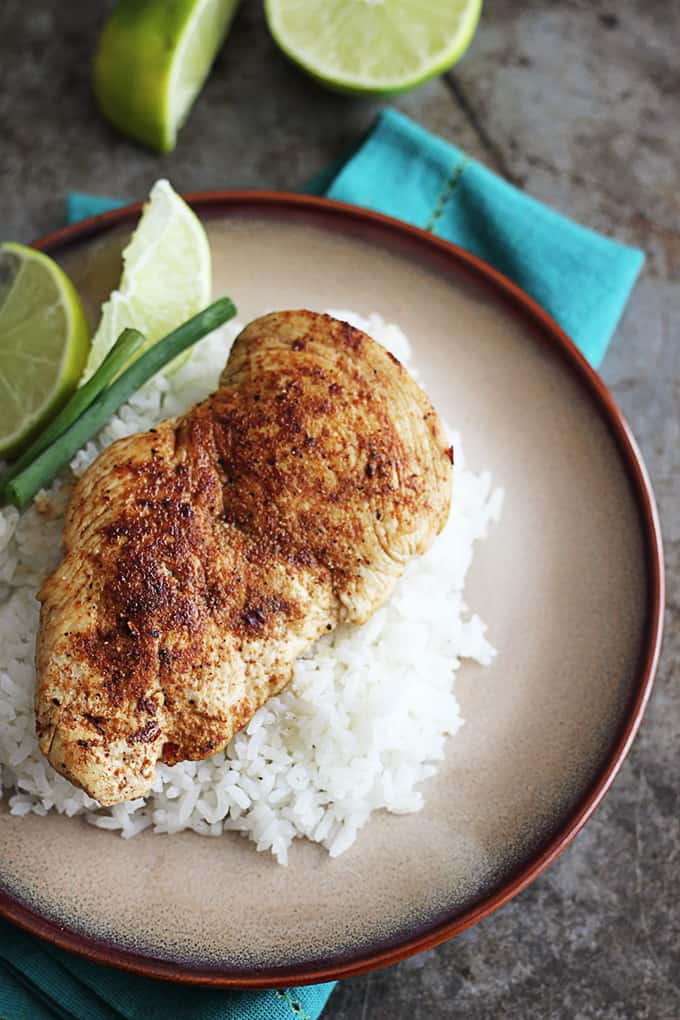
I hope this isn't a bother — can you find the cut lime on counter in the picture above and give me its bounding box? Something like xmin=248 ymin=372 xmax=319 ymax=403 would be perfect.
xmin=266 ymin=0 xmax=482 ymax=95
xmin=0 ymin=244 xmax=90 ymax=459
xmin=94 ymin=0 xmax=239 ymax=153
xmin=83 ymin=180 xmax=212 ymax=381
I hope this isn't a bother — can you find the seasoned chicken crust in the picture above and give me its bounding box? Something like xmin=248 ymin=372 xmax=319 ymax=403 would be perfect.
xmin=36 ymin=311 xmax=452 ymax=805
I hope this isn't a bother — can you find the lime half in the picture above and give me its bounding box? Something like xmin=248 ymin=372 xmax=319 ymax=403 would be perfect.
xmin=83 ymin=179 xmax=212 ymax=380
xmin=266 ymin=0 xmax=482 ymax=95
xmin=94 ymin=0 xmax=240 ymax=153
xmin=0 ymin=244 xmax=90 ymax=459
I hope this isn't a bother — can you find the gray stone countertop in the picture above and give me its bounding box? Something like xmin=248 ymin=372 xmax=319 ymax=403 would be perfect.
xmin=0 ymin=1 xmax=678 ymax=1017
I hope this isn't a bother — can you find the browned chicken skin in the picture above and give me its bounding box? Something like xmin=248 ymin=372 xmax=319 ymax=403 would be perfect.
xmin=36 ymin=311 xmax=452 ymax=805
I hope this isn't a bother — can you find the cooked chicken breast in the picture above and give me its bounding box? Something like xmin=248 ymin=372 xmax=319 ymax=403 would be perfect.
xmin=36 ymin=311 xmax=452 ymax=805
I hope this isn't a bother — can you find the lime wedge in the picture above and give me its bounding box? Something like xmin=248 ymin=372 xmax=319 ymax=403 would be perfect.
xmin=0 ymin=244 xmax=90 ymax=459
xmin=265 ymin=0 xmax=482 ymax=95
xmin=94 ymin=0 xmax=239 ymax=153
xmin=83 ymin=180 xmax=211 ymax=381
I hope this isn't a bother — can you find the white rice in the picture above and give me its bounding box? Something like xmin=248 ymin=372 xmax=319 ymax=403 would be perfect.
xmin=0 ymin=312 xmax=502 ymax=864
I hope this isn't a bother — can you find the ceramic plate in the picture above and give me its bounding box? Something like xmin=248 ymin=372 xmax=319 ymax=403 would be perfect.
xmin=0 ymin=194 xmax=664 ymax=986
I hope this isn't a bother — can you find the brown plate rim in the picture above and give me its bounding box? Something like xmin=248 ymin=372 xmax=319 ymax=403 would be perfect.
xmin=0 ymin=190 xmax=665 ymax=987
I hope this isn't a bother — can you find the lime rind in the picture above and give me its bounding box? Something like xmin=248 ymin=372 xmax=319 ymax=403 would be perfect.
xmin=265 ymin=0 xmax=482 ymax=95
xmin=94 ymin=0 xmax=239 ymax=153
xmin=0 ymin=243 xmax=90 ymax=457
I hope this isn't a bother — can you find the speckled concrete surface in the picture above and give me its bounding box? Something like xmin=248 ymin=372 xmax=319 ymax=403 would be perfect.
xmin=0 ymin=1 xmax=678 ymax=1017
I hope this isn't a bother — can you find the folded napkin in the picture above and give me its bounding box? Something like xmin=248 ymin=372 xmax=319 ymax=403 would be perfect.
xmin=2 ymin=109 xmax=644 ymax=1020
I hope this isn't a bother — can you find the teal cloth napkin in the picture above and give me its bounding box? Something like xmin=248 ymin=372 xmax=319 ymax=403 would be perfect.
xmin=0 ymin=919 xmax=333 ymax=1019
xmin=315 ymin=109 xmax=644 ymax=367
xmin=2 ymin=109 xmax=645 ymax=1020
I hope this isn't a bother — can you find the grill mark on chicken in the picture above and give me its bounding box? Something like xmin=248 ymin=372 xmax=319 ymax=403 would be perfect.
xmin=36 ymin=311 xmax=452 ymax=805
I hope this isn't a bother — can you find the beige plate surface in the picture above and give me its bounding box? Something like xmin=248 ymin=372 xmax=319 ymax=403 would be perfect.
xmin=0 ymin=199 xmax=662 ymax=985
